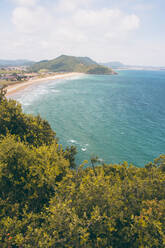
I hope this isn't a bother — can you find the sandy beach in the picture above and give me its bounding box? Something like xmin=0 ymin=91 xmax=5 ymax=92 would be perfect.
xmin=6 ymin=72 xmax=84 ymax=96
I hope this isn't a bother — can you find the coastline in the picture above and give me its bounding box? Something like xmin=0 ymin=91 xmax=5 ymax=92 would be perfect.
xmin=6 ymin=72 xmax=84 ymax=97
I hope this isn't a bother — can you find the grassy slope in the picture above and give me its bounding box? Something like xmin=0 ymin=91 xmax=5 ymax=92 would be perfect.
xmin=30 ymin=55 xmax=116 ymax=75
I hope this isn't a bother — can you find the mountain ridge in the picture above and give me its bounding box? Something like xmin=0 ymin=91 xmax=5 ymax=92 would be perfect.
xmin=0 ymin=59 xmax=34 ymax=67
xmin=29 ymin=55 xmax=117 ymax=75
xmin=102 ymin=61 xmax=165 ymax=70
xmin=101 ymin=61 xmax=125 ymax=68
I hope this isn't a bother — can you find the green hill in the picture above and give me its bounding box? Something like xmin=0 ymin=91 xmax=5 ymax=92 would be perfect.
xmin=29 ymin=55 xmax=117 ymax=75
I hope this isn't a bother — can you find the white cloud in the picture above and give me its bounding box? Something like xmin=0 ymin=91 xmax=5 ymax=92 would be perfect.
xmin=73 ymin=9 xmax=121 ymax=28
xmin=12 ymin=3 xmax=140 ymax=37
xmin=121 ymin=14 xmax=140 ymax=31
xmin=12 ymin=0 xmax=38 ymax=7
xmin=4 ymin=0 xmax=142 ymax=63
xmin=55 ymin=0 xmax=93 ymax=13
xmin=12 ymin=6 xmax=53 ymax=34
xmin=72 ymin=8 xmax=140 ymax=39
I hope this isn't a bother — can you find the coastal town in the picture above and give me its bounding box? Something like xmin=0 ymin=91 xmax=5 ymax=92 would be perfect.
xmin=0 ymin=66 xmax=83 ymax=97
xmin=0 ymin=65 xmax=39 ymax=87
xmin=0 ymin=65 xmax=57 ymax=89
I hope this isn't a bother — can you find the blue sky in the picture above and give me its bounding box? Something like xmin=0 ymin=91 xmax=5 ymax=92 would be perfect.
xmin=0 ymin=0 xmax=164 ymax=66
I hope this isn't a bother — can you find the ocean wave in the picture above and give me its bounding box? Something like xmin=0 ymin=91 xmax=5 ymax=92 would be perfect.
xmin=65 ymin=76 xmax=84 ymax=81
xmin=81 ymin=147 xmax=87 ymax=152
xmin=81 ymin=144 xmax=89 ymax=152
xmin=68 ymin=140 xmax=89 ymax=152
xmin=50 ymin=89 xmax=61 ymax=93
xmin=68 ymin=139 xmax=78 ymax=144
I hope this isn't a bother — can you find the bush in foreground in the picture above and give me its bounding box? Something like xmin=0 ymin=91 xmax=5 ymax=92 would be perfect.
xmin=0 ymin=89 xmax=164 ymax=247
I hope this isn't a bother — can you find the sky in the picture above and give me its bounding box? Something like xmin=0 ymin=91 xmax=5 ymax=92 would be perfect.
xmin=0 ymin=0 xmax=165 ymax=66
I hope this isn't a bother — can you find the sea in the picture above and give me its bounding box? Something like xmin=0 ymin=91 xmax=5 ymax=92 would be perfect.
xmin=11 ymin=70 xmax=165 ymax=167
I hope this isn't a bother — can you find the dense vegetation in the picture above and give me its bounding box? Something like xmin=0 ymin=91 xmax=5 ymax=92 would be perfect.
xmin=29 ymin=55 xmax=116 ymax=75
xmin=0 ymin=89 xmax=165 ymax=247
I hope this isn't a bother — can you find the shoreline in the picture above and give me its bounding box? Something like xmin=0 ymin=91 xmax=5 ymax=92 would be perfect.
xmin=6 ymin=72 xmax=85 ymax=96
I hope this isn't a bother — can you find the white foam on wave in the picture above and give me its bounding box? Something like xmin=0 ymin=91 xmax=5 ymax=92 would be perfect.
xmin=50 ymin=89 xmax=61 ymax=93
xmin=68 ymin=139 xmax=77 ymax=144
xmin=98 ymin=158 xmax=104 ymax=163
xmin=68 ymin=140 xmax=89 ymax=152
xmin=13 ymin=87 xmax=48 ymax=108
xmin=65 ymin=75 xmax=85 ymax=81
xmin=46 ymin=74 xmax=85 ymax=86
xmin=21 ymin=102 xmax=31 ymax=106
xmin=81 ymin=147 xmax=87 ymax=152
xmin=11 ymin=74 xmax=86 ymax=105
xmin=81 ymin=143 xmax=89 ymax=152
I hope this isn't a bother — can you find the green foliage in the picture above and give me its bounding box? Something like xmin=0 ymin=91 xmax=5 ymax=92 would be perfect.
xmin=29 ymin=163 xmax=164 ymax=248
xmin=86 ymin=65 xmax=115 ymax=75
xmin=0 ymin=92 xmax=165 ymax=247
xmin=0 ymin=135 xmax=70 ymax=214
xmin=29 ymin=54 xmax=116 ymax=75
xmin=0 ymin=88 xmax=55 ymax=146
xmin=63 ymin=145 xmax=77 ymax=169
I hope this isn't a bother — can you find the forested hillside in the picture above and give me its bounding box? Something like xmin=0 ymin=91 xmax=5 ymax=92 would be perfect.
xmin=29 ymin=55 xmax=116 ymax=75
xmin=0 ymin=88 xmax=164 ymax=247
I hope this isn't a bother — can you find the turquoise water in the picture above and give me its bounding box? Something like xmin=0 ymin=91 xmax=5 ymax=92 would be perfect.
xmin=13 ymin=70 xmax=165 ymax=167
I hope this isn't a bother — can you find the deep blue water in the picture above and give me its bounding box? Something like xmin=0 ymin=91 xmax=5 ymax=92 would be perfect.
xmin=12 ymin=70 xmax=165 ymax=167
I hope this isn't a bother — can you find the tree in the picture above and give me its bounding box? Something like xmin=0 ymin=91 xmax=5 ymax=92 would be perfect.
xmin=0 ymin=90 xmax=56 ymax=146
xmin=0 ymin=135 xmax=70 ymax=215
